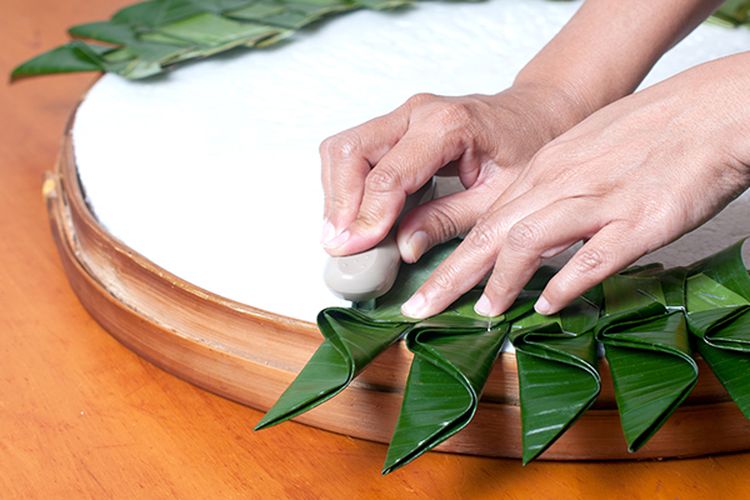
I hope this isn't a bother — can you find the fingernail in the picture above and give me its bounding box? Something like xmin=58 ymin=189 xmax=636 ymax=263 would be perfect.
xmin=401 ymin=293 xmax=428 ymax=319
xmin=324 ymin=229 xmax=350 ymax=249
xmin=535 ymin=295 xmax=552 ymax=315
xmin=474 ymin=294 xmax=493 ymax=317
xmin=321 ymin=220 xmax=337 ymax=245
xmin=405 ymin=231 xmax=429 ymax=263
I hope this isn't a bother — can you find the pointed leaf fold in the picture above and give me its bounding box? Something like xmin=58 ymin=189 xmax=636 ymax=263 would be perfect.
xmin=255 ymin=308 xmax=410 ymax=429
xmin=686 ymin=239 xmax=750 ymax=418
xmin=597 ymin=269 xmax=697 ymax=451
xmin=511 ymin=293 xmax=601 ymax=464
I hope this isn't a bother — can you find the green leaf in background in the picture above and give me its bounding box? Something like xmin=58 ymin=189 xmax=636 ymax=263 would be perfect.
xmin=112 ymin=0 xmax=216 ymax=30
xmin=254 ymin=307 xmax=410 ymax=430
xmin=69 ymin=19 xmax=199 ymax=75
xmin=229 ymin=0 xmax=356 ymax=29
xmin=155 ymin=12 xmax=283 ymax=47
xmin=686 ymin=240 xmax=750 ymax=417
xmin=382 ymin=296 xmax=532 ymax=474
xmin=13 ymin=0 xmax=750 ymax=81
xmin=10 ymin=41 xmax=111 ymax=81
xmin=597 ymin=269 xmax=698 ymax=452
xmin=510 ymin=291 xmax=601 ymax=464
xmin=11 ymin=0 xmax=416 ymax=80
xmin=713 ymin=0 xmax=750 ymax=26
xmin=69 ymin=21 xmax=140 ymax=45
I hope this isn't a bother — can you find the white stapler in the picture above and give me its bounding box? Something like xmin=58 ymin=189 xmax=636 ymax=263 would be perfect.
xmin=324 ymin=178 xmax=436 ymax=302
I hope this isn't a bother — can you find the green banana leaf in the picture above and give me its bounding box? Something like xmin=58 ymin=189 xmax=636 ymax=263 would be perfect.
xmin=11 ymin=41 xmax=112 ymax=80
xmin=256 ymin=240 xmax=487 ymax=430
xmin=257 ymin=238 xmax=750 ymax=473
xmin=713 ymin=0 xmax=750 ymax=26
xmin=510 ymin=290 xmax=601 ymax=464
xmin=363 ymin=239 xmax=461 ymax=323
xmin=685 ymin=240 xmax=750 ymax=417
xmin=11 ymin=0 xmax=415 ymax=81
xmin=12 ymin=0 xmax=749 ymax=81
xmin=254 ymin=307 xmax=411 ymax=429
xmin=596 ymin=268 xmax=698 ymax=452
xmin=382 ymin=296 xmax=533 ymax=474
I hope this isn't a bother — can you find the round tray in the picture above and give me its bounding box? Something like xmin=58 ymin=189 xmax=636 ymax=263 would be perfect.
xmin=44 ymin=120 xmax=750 ymax=460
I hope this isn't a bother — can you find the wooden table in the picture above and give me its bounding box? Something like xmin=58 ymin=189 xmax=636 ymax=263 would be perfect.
xmin=2 ymin=1 xmax=749 ymax=497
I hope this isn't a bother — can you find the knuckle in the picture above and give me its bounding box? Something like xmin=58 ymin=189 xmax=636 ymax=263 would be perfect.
xmin=465 ymin=223 xmax=496 ymax=252
xmin=434 ymin=102 xmax=473 ymax=127
xmin=507 ymin=220 xmax=543 ymax=251
xmin=365 ymin=168 xmax=400 ymax=194
xmin=424 ymin=204 xmax=462 ymax=241
xmin=330 ymin=196 xmax=351 ymax=213
xmin=356 ymin=205 xmax=384 ymax=230
xmin=531 ymin=146 xmax=555 ymax=166
xmin=528 ymin=144 xmax=569 ymax=182
xmin=485 ymin=270 xmax=511 ymax=296
xmin=574 ymin=247 xmax=607 ymax=275
xmin=321 ymin=132 xmax=361 ymax=160
xmin=319 ymin=136 xmax=334 ymax=157
xmin=406 ymin=92 xmax=436 ymax=107
xmin=430 ymin=263 xmax=461 ymax=292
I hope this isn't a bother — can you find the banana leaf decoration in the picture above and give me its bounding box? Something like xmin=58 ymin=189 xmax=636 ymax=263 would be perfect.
xmin=256 ymin=241 xmax=463 ymax=430
xmin=12 ymin=0 xmax=750 ymax=81
xmin=509 ymin=290 xmax=601 ymax=465
xmin=254 ymin=307 xmax=411 ymax=430
xmin=11 ymin=0 xmax=413 ymax=81
xmin=685 ymin=240 xmax=750 ymax=418
xmin=382 ymin=294 xmax=534 ymax=474
xmin=596 ymin=268 xmax=697 ymax=452
xmin=256 ymin=237 xmax=750 ymax=471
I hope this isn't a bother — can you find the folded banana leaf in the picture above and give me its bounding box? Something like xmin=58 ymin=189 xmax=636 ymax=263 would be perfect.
xmin=382 ymin=295 xmax=534 ymax=474
xmin=685 ymin=240 xmax=750 ymax=417
xmin=256 ymin=240 xmax=467 ymax=430
xmin=254 ymin=308 xmax=412 ymax=430
xmin=10 ymin=41 xmax=113 ymax=79
xmin=596 ymin=268 xmax=697 ymax=452
xmin=510 ymin=290 xmax=601 ymax=464
xmin=13 ymin=0 xmax=748 ymax=81
xmin=11 ymin=0 xmax=415 ymax=81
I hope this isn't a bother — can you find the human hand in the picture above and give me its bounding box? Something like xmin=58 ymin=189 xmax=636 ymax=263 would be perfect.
xmin=399 ymin=54 xmax=750 ymax=319
xmin=320 ymin=83 xmax=588 ymax=263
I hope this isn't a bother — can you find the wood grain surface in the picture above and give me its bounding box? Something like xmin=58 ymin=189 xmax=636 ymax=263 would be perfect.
xmin=2 ymin=0 xmax=750 ymax=497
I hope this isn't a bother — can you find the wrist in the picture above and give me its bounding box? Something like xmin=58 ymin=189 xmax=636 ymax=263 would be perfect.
xmin=505 ymin=79 xmax=596 ymax=141
xmin=723 ymin=54 xmax=750 ymax=175
xmin=688 ymin=53 xmax=750 ymax=178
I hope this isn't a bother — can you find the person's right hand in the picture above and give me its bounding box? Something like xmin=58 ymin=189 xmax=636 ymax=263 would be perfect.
xmin=320 ymin=82 xmax=590 ymax=263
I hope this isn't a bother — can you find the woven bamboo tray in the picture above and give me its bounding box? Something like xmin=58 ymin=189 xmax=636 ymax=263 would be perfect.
xmin=44 ymin=116 xmax=750 ymax=460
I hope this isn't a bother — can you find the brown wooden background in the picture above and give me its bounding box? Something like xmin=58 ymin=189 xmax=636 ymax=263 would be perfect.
xmin=2 ymin=0 xmax=749 ymax=497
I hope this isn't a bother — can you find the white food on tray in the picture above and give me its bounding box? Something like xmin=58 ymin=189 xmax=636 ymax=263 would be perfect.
xmin=73 ymin=0 xmax=750 ymax=323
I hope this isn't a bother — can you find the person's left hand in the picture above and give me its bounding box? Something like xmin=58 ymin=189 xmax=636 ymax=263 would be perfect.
xmin=400 ymin=53 xmax=750 ymax=319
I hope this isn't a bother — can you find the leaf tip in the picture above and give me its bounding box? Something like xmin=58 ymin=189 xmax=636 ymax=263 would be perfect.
xmin=253 ymin=415 xmax=278 ymax=431
xmin=9 ymin=64 xmax=32 ymax=82
xmin=380 ymin=454 xmax=403 ymax=476
xmin=380 ymin=464 xmax=396 ymax=476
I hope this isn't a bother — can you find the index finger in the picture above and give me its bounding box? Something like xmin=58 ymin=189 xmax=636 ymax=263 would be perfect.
xmin=324 ymin=126 xmax=465 ymax=256
xmin=399 ymin=186 xmax=552 ymax=319
xmin=321 ymin=106 xmax=410 ymax=241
